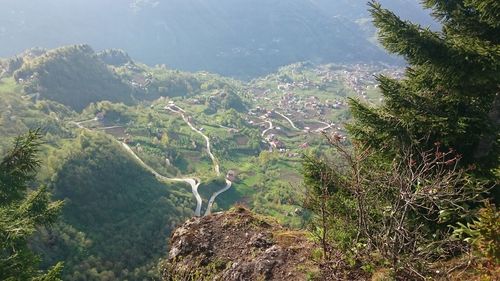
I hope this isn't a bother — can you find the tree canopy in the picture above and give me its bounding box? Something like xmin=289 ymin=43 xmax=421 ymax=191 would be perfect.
xmin=302 ymin=1 xmax=499 ymax=278
xmin=348 ymin=0 xmax=499 ymax=178
xmin=0 ymin=130 xmax=63 ymax=280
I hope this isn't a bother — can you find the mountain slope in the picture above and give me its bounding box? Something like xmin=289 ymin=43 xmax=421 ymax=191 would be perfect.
xmin=161 ymin=206 xmax=317 ymax=280
xmin=34 ymin=132 xmax=194 ymax=280
xmin=0 ymin=0 xmax=434 ymax=77
xmin=12 ymin=45 xmax=136 ymax=111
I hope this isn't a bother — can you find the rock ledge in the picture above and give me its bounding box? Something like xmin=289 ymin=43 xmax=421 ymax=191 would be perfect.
xmin=161 ymin=206 xmax=316 ymax=281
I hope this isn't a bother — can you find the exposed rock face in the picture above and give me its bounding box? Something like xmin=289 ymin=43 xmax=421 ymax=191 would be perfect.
xmin=161 ymin=207 xmax=317 ymax=281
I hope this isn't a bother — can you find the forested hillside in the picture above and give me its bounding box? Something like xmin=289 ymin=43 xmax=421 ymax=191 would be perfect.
xmin=0 ymin=77 xmax=75 ymax=148
xmin=11 ymin=45 xmax=136 ymax=111
xmin=34 ymin=133 xmax=193 ymax=280
xmin=0 ymin=0 xmax=496 ymax=275
xmin=0 ymin=50 xmax=203 ymax=279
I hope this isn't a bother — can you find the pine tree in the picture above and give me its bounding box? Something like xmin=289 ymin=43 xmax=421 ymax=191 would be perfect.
xmin=0 ymin=130 xmax=64 ymax=280
xmin=348 ymin=0 xmax=499 ymax=177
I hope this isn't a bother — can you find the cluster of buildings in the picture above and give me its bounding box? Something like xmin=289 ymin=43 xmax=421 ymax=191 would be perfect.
xmin=275 ymin=93 xmax=346 ymax=120
xmin=247 ymin=87 xmax=346 ymax=124
xmin=276 ymin=79 xmax=315 ymax=91
xmin=265 ymin=133 xmax=286 ymax=151
xmin=302 ymin=63 xmax=405 ymax=98
xmin=332 ymin=64 xmax=404 ymax=97
xmin=128 ymin=71 xmax=153 ymax=90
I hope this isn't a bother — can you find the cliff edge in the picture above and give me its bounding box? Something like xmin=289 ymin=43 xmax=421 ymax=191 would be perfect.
xmin=161 ymin=206 xmax=317 ymax=281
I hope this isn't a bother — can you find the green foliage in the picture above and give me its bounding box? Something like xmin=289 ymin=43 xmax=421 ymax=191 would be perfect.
xmin=0 ymin=130 xmax=42 ymax=203
xmin=453 ymin=202 xmax=500 ymax=264
xmin=84 ymin=101 xmax=133 ymax=124
xmin=219 ymin=91 xmax=247 ymax=112
xmin=14 ymin=45 xmax=136 ymax=111
xmin=302 ymin=152 xmax=359 ymax=253
xmin=0 ymin=41 xmax=406 ymax=280
xmin=96 ymin=49 xmax=132 ymax=66
xmin=34 ymin=132 xmax=193 ymax=280
xmin=303 ymin=133 xmax=489 ymax=279
xmin=0 ymin=78 xmax=75 ymax=150
xmin=348 ymin=0 xmax=500 ymax=177
xmin=0 ymin=130 xmax=64 ymax=281
xmin=338 ymin=5 xmax=500 ymax=275
xmin=149 ymin=69 xmax=202 ymax=98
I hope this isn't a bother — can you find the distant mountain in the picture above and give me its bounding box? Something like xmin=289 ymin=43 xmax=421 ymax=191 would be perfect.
xmin=309 ymin=0 xmax=436 ymax=24
xmin=0 ymin=0 xmax=435 ymax=77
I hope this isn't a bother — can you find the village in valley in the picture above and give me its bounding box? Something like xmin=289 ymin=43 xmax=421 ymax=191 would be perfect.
xmin=89 ymin=62 xmax=405 ymax=163
xmin=235 ymin=63 xmax=404 ymax=155
xmin=0 ymin=56 xmax=406 ymax=237
xmin=69 ymin=61 xmax=403 ymax=225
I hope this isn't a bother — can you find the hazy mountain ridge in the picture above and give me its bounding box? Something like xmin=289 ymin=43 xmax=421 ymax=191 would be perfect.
xmin=0 ymin=0 xmax=434 ymax=78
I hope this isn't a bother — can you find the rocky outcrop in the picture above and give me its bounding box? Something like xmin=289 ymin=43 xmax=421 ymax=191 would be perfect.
xmin=161 ymin=206 xmax=317 ymax=281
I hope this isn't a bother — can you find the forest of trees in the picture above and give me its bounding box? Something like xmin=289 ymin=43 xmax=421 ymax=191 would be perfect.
xmin=13 ymin=45 xmax=136 ymax=111
xmin=0 ymin=128 xmax=198 ymax=280
xmin=35 ymin=132 xmax=195 ymax=280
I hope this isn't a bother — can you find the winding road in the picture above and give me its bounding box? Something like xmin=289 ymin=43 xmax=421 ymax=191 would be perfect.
xmin=71 ymin=116 xmax=206 ymax=216
xmin=71 ymin=103 xmax=335 ymax=217
xmin=204 ymin=179 xmax=232 ymax=216
xmin=275 ymin=111 xmax=299 ymax=130
xmin=315 ymin=121 xmax=334 ymax=133
xmin=120 ymin=142 xmax=204 ymax=216
xmin=98 ymin=125 xmax=124 ymax=130
xmin=165 ymin=104 xmax=234 ymax=214
xmin=72 ymin=117 xmax=98 ymax=128
xmin=261 ymin=120 xmax=274 ymax=137
xmin=276 ymin=110 xmax=333 ymax=133
xmin=255 ymin=120 xmax=276 ymax=151
xmin=165 ymin=105 xmax=221 ymax=176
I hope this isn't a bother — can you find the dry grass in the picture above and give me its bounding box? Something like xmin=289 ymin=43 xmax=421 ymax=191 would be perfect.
xmin=273 ymin=230 xmax=310 ymax=249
